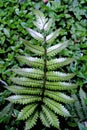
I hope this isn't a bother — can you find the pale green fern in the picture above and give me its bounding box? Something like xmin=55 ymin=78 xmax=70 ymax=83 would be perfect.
xmin=6 ymin=10 xmax=77 ymax=130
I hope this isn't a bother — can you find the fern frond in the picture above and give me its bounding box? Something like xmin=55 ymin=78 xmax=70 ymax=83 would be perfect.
xmin=45 ymin=90 xmax=74 ymax=103
xmin=47 ymin=58 xmax=74 ymax=70
xmin=25 ymin=111 xmax=39 ymax=130
xmin=6 ymin=95 xmax=41 ymax=104
xmin=42 ymin=105 xmax=59 ymax=129
xmin=7 ymin=10 xmax=77 ymax=130
xmin=46 ymin=81 xmax=77 ymax=90
xmin=44 ymin=98 xmax=70 ymax=117
xmin=17 ymin=104 xmax=38 ymax=120
xmin=46 ymin=29 xmax=61 ymax=44
xmin=13 ymin=68 xmax=44 ymax=79
xmin=40 ymin=111 xmax=50 ymax=128
xmin=17 ymin=56 xmax=44 ymax=69
xmin=6 ymin=85 xmax=42 ymax=95
xmin=26 ymin=28 xmax=43 ymax=42
xmin=21 ymin=39 xmax=44 ymax=56
xmin=47 ymin=71 xmax=75 ymax=81
xmin=47 ymin=40 xmax=69 ymax=57
xmin=10 ymin=77 xmax=43 ymax=88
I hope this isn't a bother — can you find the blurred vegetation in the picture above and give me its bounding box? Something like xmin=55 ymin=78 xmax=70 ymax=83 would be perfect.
xmin=0 ymin=0 xmax=87 ymax=130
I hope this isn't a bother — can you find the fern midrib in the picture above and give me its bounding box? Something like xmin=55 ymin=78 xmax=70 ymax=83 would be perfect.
xmin=41 ymin=32 xmax=47 ymax=102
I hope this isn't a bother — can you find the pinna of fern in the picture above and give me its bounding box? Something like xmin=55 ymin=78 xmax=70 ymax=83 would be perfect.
xmin=6 ymin=10 xmax=77 ymax=130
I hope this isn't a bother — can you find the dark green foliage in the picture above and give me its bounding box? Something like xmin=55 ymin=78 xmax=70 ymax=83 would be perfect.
xmin=0 ymin=0 xmax=87 ymax=130
xmin=0 ymin=0 xmax=35 ymax=84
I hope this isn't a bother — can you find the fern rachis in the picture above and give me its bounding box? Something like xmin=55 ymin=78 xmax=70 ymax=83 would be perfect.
xmin=6 ymin=10 xmax=77 ymax=130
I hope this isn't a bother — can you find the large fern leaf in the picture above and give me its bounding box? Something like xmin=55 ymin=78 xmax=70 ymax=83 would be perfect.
xmin=6 ymin=10 xmax=77 ymax=130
